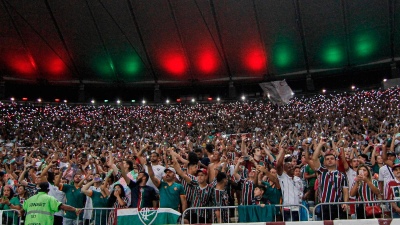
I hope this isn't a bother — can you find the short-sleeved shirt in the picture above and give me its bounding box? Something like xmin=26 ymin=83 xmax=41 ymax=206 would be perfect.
xmin=379 ymin=165 xmax=395 ymax=198
xmin=261 ymin=181 xmax=281 ymax=204
xmin=0 ymin=197 xmax=21 ymax=225
xmin=317 ymin=167 xmax=348 ymax=203
xmin=158 ymin=181 xmax=185 ymax=211
xmin=278 ymin=173 xmax=303 ymax=207
xmin=23 ymin=192 xmax=61 ymax=225
xmin=127 ymin=180 xmax=157 ymax=208
xmin=89 ymin=191 xmax=109 ymax=225
xmin=305 ymin=165 xmax=316 ymax=188
xmin=387 ymin=179 xmax=400 ymax=208
xmin=351 ymin=179 xmax=379 ymax=206
xmin=144 ymin=165 xmax=165 ymax=192
xmin=60 ymin=184 xmax=86 ymax=219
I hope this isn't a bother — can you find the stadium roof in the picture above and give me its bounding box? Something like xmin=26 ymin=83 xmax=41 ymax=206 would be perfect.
xmin=0 ymin=0 xmax=399 ymax=100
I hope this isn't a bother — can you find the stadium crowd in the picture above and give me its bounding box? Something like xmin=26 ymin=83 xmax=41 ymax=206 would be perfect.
xmin=0 ymin=86 xmax=400 ymax=224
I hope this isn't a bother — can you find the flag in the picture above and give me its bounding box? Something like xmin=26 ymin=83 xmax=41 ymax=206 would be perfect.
xmin=117 ymin=208 xmax=180 ymax=225
xmin=259 ymin=80 xmax=293 ymax=105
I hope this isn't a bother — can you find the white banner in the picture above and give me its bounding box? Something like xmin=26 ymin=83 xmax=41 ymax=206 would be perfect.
xmin=259 ymin=80 xmax=293 ymax=105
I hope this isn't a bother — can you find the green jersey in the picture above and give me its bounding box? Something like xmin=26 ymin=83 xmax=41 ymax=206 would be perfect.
xmin=60 ymin=184 xmax=85 ymax=219
xmin=158 ymin=181 xmax=185 ymax=211
xmin=0 ymin=196 xmax=21 ymax=225
xmin=23 ymin=192 xmax=61 ymax=225
xmin=89 ymin=191 xmax=108 ymax=225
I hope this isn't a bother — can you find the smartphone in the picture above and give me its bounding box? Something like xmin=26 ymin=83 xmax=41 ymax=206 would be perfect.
xmin=243 ymin=156 xmax=249 ymax=161
xmin=94 ymin=177 xmax=101 ymax=182
xmin=358 ymin=170 xmax=364 ymax=176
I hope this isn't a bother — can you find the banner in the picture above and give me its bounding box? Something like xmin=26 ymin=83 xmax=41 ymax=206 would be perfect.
xmin=259 ymin=80 xmax=293 ymax=106
xmin=117 ymin=208 xmax=181 ymax=225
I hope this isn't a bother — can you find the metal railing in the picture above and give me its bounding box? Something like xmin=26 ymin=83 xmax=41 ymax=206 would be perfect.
xmin=0 ymin=209 xmax=20 ymax=225
xmin=313 ymin=200 xmax=400 ymax=221
xmin=181 ymin=204 xmax=309 ymax=224
xmin=74 ymin=208 xmax=115 ymax=225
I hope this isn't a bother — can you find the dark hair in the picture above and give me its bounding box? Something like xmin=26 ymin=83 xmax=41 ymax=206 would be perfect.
xmin=107 ymin=184 xmax=126 ymax=207
xmin=123 ymin=160 xmax=134 ymax=171
xmin=188 ymin=152 xmax=199 ymax=165
xmin=47 ymin=172 xmax=55 ymax=183
xmin=194 ymin=148 xmax=202 ymax=153
xmin=139 ymin=171 xmax=149 ymax=182
xmin=206 ymin=144 xmax=214 ymax=153
xmin=255 ymin=185 xmax=266 ymax=193
xmin=359 ymin=154 xmax=369 ymax=161
xmin=3 ymin=185 xmax=15 ymax=200
xmin=216 ymin=172 xmax=227 ymax=183
xmin=151 ymin=152 xmax=160 ymax=157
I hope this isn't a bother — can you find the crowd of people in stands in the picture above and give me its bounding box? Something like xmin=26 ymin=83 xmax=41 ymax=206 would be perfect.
xmin=0 ymin=86 xmax=399 ymax=224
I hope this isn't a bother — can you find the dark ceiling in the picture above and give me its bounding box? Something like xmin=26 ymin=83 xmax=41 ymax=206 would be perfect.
xmin=0 ymin=0 xmax=399 ymax=101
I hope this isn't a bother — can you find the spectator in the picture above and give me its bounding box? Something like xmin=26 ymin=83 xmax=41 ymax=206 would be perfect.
xmin=120 ymin=165 xmax=157 ymax=208
xmin=212 ymin=172 xmax=229 ymax=223
xmin=350 ymin=165 xmax=380 ymax=219
xmin=0 ymin=185 xmax=20 ymax=225
xmin=276 ymin=143 xmax=303 ymax=221
xmin=311 ymin=140 xmax=349 ymax=220
xmin=106 ymin=183 xmax=128 ymax=225
xmin=147 ymin=161 xmax=187 ymax=212
xmin=387 ymin=163 xmax=400 ymax=218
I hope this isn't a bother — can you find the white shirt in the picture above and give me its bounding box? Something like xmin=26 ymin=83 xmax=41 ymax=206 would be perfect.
xmin=278 ymin=173 xmax=303 ymax=210
xmin=144 ymin=164 xmax=165 ymax=192
xmin=48 ymin=183 xmax=65 ymax=216
xmin=346 ymin=168 xmax=357 ymax=199
xmin=379 ymin=165 xmax=395 ymax=198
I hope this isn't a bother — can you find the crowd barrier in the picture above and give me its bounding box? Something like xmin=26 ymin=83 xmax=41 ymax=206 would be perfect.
xmin=181 ymin=204 xmax=309 ymax=224
xmin=77 ymin=208 xmax=115 ymax=225
xmin=313 ymin=200 xmax=400 ymax=221
xmin=0 ymin=209 xmax=20 ymax=225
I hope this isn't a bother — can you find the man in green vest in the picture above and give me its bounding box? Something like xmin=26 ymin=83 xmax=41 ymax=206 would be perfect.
xmin=21 ymin=182 xmax=82 ymax=225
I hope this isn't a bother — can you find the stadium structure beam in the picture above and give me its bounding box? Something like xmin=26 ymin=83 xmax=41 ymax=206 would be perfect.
xmin=209 ymin=0 xmax=234 ymax=82
xmin=126 ymin=0 xmax=158 ymax=84
xmin=252 ymin=0 xmax=270 ymax=79
xmin=85 ymin=0 xmax=120 ymax=82
xmin=1 ymin=0 xmax=43 ymax=78
xmin=167 ymin=0 xmax=194 ymax=82
xmin=44 ymin=0 xmax=82 ymax=81
xmin=293 ymin=0 xmax=315 ymax=91
xmin=293 ymin=0 xmax=310 ymax=74
xmin=340 ymin=0 xmax=351 ymax=67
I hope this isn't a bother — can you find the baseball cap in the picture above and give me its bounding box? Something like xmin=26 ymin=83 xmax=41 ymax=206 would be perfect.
xmin=387 ymin=152 xmax=396 ymax=157
xmin=196 ymin=169 xmax=208 ymax=176
xmin=164 ymin=168 xmax=176 ymax=174
xmin=37 ymin=182 xmax=50 ymax=192
xmin=392 ymin=163 xmax=400 ymax=169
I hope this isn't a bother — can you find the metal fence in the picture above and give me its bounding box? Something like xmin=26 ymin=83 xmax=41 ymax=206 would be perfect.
xmin=77 ymin=208 xmax=115 ymax=225
xmin=312 ymin=200 xmax=400 ymax=221
xmin=0 ymin=209 xmax=20 ymax=225
xmin=181 ymin=204 xmax=309 ymax=224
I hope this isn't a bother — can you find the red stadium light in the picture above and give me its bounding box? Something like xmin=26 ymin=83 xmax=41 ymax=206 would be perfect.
xmin=207 ymin=97 xmax=213 ymax=101
xmin=55 ymin=99 xmax=60 ymax=102
xmin=198 ymin=50 xmax=218 ymax=74
xmin=176 ymin=99 xmax=181 ymax=102
xmin=162 ymin=53 xmax=186 ymax=75
xmin=22 ymin=97 xmax=28 ymax=101
xmin=244 ymin=48 xmax=266 ymax=72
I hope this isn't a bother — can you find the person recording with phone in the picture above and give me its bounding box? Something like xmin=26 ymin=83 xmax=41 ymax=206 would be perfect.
xmin=350 ymin=165 xmax=380 ymax=219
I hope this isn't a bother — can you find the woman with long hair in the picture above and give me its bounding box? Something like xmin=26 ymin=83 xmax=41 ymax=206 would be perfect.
xmin=350 ymin=164 xmax=380 ymax=219
xmin=106 ymin=182 xmax=128 ymax=225
xmin=0 ymin=185 xmax=21 ymax=225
